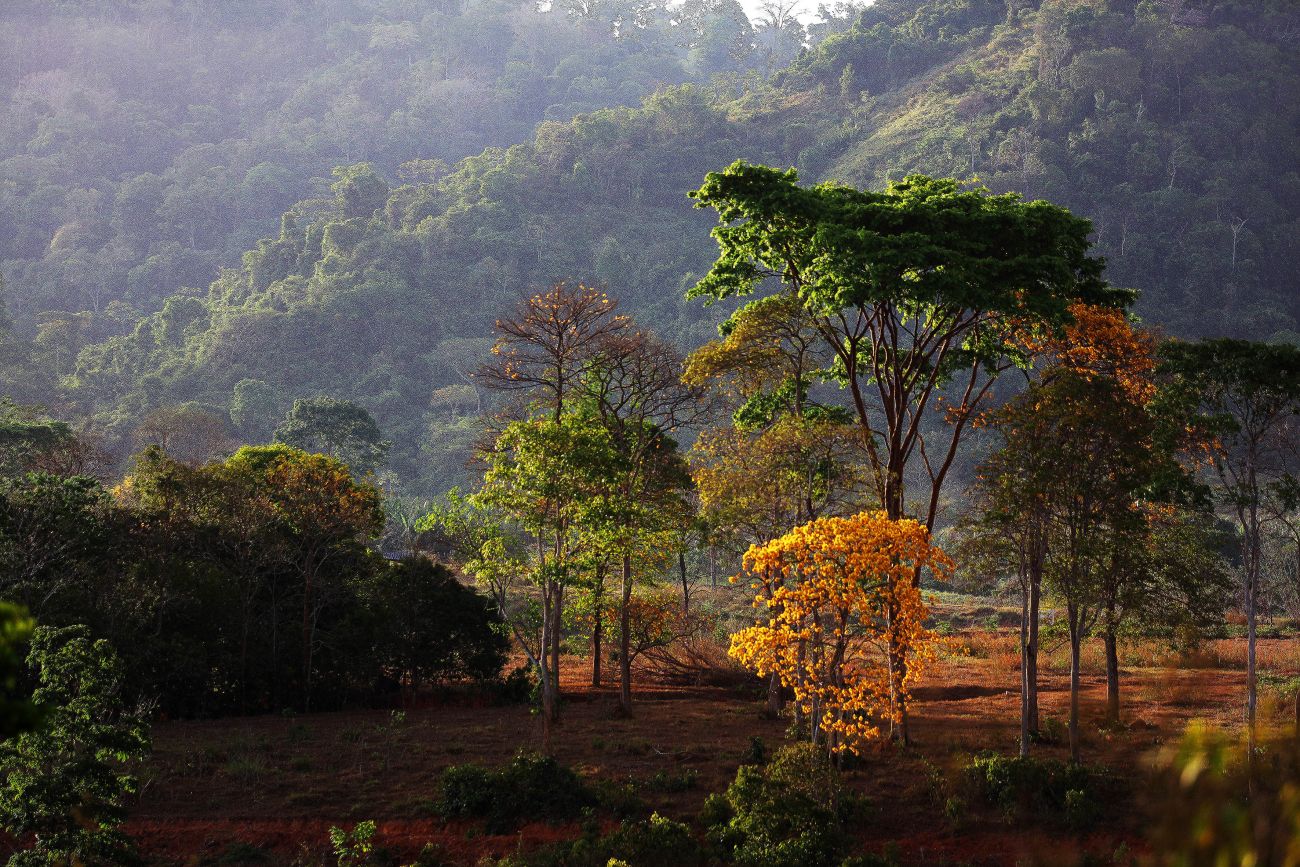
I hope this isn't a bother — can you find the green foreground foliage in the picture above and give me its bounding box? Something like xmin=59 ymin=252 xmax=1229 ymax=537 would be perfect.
xmin=0 ymin=625 xmax=150 ymax=867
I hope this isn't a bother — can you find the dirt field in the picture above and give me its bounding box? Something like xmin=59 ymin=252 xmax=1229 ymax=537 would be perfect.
xmin=123 ymin=615 xmax=1300 ymax=867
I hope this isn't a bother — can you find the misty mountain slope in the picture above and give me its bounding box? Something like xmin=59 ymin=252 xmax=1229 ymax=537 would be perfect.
xmin=67 ymin=85 xmax=803 ymax=489
xmin=0 ymin=0 xmax=778 ymax=327
xmin=791 ymin=0 xmax=1300 ymax=336
xmin=64 ymin=0 xmax=1300 ymax=492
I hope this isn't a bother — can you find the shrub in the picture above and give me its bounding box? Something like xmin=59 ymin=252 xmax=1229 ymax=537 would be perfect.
xmin=600 ymin=813 xmax=705 ymax=867
xmin=329 ymin=821 xmax=375 ymax=867
xmin=0 ymin=625 xmax=150 ymax=867
xmin=491 ymin=663 xmax=538 ymax=705
xmin=704 ymin=744 xmax=853 ymax=867
xmin=437 ymin=752 xmax=594 ymax=833
xmin=1033 ymin=715 xmax=1066 ymax=745
xmin=366 ymin=557 xmax=509 ymax=703
xmin=506 ymin=813 xmax=706 ymax=867
xmin=591 ymin=778 xmax=645 ymax=818
xmin=960 ymin=752 xmax=1114 ymax=828
xmin=645 ymin=768 xmax=698 ymax=793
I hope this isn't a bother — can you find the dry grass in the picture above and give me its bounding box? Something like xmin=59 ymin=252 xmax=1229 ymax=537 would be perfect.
xmin=124 ymin=621 xmax=1300 ymax=867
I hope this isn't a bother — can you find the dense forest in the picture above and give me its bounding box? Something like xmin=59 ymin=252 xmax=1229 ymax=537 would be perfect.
xmin=0 ymin=0 xmax=1295 ymax=493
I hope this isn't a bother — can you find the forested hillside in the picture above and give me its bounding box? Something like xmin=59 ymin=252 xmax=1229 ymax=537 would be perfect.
xmin=7 ymin=0 xmax=1300 ymax=493
xmin=0 ymin=0 xmax=829 ymax=400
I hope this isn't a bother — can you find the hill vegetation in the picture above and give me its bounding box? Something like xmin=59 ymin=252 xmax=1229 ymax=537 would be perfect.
xmin=9 ymin=0 xmax=1289 ymax=491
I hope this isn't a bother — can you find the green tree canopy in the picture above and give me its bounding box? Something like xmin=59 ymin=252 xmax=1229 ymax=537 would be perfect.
xmin=274 ymin=397 xmax=390 ymax=477
xmin=0 ymin=624 xmax=150 ymax=867
xmin=689 ymin=161 xmax=1133 ymax=526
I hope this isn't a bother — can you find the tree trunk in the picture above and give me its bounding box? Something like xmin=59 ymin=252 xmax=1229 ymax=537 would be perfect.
xmin=679 ymin=551 xmax=690 ymax=613
xmin=591 ymin=567 xmax=603 ymax=688
xmin=1246 ymin=482 xmax=1261 ymax=753
xmin=551 ymin=583 xmax=563 ymax=705
xmin=885 ymin=592 xmax=911 ymax=744
xmin=1068 ymin=613 xmax=1082 ymax=764
xmin=1247 ymin=570 xmax=1258 ymax=751
xmin=618 ymin=553 xmax=633 ymax=715
xmin=1019 ymin=577 xmax=1030 ymax=758
xmin=766 ymin=672 xmax=783 ymax=717
xmin=1103 ymin=629 xmax=1120 ymax=727
xmin=882 ymin=479 xmax=912 ymax=744
xmin=1027 ymin=569 xmax=1041 ymax=735
xmin=301 ymin=566 xmax=314 ymax=712
xmin=540 ymin=580 xmax=559 ymax=754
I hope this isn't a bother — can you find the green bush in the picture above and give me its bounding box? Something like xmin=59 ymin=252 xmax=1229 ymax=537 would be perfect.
xmin=591 ymin=778 xmax=646 ymax=819
xmin=329 ymin=820 xmax=375 ymax=867
xmin=503 ymin=813 xmax=706 ymax=867
xmin=703 ymin=743 xmax=854 ymax=867
xmin=492 ymin=664 xmax=539 ymax=704
xmin=437 ymin=752 xmax=594 ymax=833
xmin=0 ymin=625 xmax=150 ymax=867
xmin=960 ymin=752 xmax=1114 ymax=828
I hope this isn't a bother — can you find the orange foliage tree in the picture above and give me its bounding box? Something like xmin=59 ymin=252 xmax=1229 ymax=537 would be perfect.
xmin=1021 ymin=302 xmax=1158 ymax=401
xmin=729 ymin=512 xmax=951 ymax=756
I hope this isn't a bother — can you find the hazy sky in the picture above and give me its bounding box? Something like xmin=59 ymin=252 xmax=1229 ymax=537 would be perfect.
xmin=737 ymin=0 xmax=872 ymax=28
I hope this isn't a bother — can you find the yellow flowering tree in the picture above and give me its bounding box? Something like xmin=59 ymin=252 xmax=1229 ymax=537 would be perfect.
xmin=729 ymin=512 xmax=951 ymax=756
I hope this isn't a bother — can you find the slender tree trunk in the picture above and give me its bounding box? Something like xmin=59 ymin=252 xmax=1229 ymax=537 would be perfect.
xmin=1068 ymin=611 xmax=1082 ymax=764
xmin=270 ymin=578 xmax=280 ymax=709
xmin=792 ymin=639 xmax=806 ymax=728
xmin=1104 ymin=629 xmax=1120 ymax=727
xmin=885 ymin=591 xmax=911 ymax=744
xmin=540 ymin=579 xmax=559 ymax=754
xmin=679 ymin=551 xmax=690 ymax=613
xmin=1245 ymin=470 xmax=1262 ymax=753
xmin=766 ymin=672 xmax=783 ymax=718
xmin=1027 ymin=569 xmax=1041 ymax=734
xmin=884 ymin=481 xmax=912 ymax=744
xmin=1246 ymin=570 xmax=1258 ymax=751
xmin=591 ymin=566 xmax=604 ymax=688
xmin=240 ymin=600 xmax=251 ymax=715
xmin=301 ymin=565 xmax=314 ymax=712
xmin=551 ymin=583 xmax=563 ymax=704
xmin=1019 ymin=576 xmax=1030 ymax=758
xmin=619 ymin=553 xmax=633 ymax=715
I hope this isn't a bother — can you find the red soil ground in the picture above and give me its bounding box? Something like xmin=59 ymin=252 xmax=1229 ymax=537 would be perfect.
xmin=124 ymin=635 xmax=1299 ymax=866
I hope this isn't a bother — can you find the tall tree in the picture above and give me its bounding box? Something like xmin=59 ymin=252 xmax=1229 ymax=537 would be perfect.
xmin=1159 ymin=339 xmax=1300 ymax=749
xmin=689 ymin=163 xmax=1128 ymax=740
xmin=0 ymin=603 xmax=38 ymax=741
xmin=0 ymin=473 xmax=117 ymax=623
xmin=982 ymin=371 xmax=1159 ymax=761
xmin=686 ymin=290 xmax=866 ymax=717
xmin=274 ymin=397 xmax=389 ymax=477
xmin=972 ymin=303 xmax=1178 ymax=759
xmin=471 ymin=418 xmax=621 ymax=749
xmin=583 ymin=328 xmax=701 ymax=715
xmin=224 ymin=445 xmax=383 ymax=711
xmin=476 ymin=282 xmax=629 ymax=702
